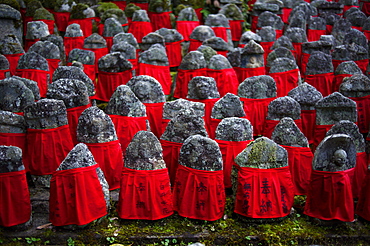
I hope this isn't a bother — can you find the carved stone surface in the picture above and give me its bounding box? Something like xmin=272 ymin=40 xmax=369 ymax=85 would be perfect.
xmin=238 ymin=75 xmax=277 ymax=99
xmin=226 ymin=48 xmax=240 ymax=67
xmin=205 ymin=13 xmax=230 ymax=27
xmin=0 ymin=77 xmax=35 ymax=112
xmin=126 ymin=75 xmax=166 ymax=103
xmin=339 ymin=74 xmax=370 ymax=98
xmin=28 ymin=40 xmax=60 ymax=60
xmin=331 ymin=18 xmax=352 ymax=46
xmin=331 ymin=44 xmax=368 ymax=61
xmin=287 ymin=82 xmax=322 ymax=110
xmin=0 ymin=4 xmax=23 ymax=44
xmin=0 ymin=146 xmax=24 ymax=173
xmin=215 ymin=117 xmax=253 ymax=141
xmin=84 ymin=33 xmax=107 ymax=49
xmin=346 ymin=7 xmax=366 ymax=27
xmin=271 ymin=35 xmax=295 ymax=51
xmin=138 ymin=44 xmax=169 ymax=66
xmin=0 ymin=110 xmax=26 ymax=133
xmin=288 ymin=10 xmax=306 ymax=30
xmin=335 ymin=61 xmax=362 ymax=75
xmin=162 ymin=98 xmax=204 ymax=119
xmin=343 ymin=29 xmax=368 ymax=50
xmin=189 ymin=25 xmax=216 ymax=42
xmin=0 ymin=55 xmax=9 ymax=71
xmin=241 ymin=40 xmax=264 ymax=68
xmin=67 ymin=48 xmax=95 ymax=65
xmin=69 ymin=4 xmax=95 ymax=19
xmin=101 ymin=9 xmax=128 ymax=32
xmin=125 ymin=131 xmax=166 ymax=170
xmin=179 ymin=135 xmax=222 ymax=171
xmin=98 ymin=52 xmax=133 ymax=72
xmin=178 ymin=51 xmax=206 ymax=70
xmin=0 ymin=35 xmax=24 ymax=55
xmin=272 ymin=117 xmax=308 ymax=147
xmin=110 ymin=41 xmax=136 ymax=60
xmin=305 ymin=51 xmax=333 ymax=75
xmin=289 ymin=2 xmax=317 ymax=23
xmin=77 ymin=106 xmax=118 ymax=143
xmin=211 ymin=93 xmax=245 ymax=119
xmin=257 ymin=11 xmax=284 ymax=30
xmin=17 ymin=51 xmax=49 ymax=71
xmin=219 ymin=3 xmax=244 ymax=20
xmin=105 ymin=85 xmax=146 ymax=117
xmin=187 ymin=76 xmax=220 ymax=99
xmin=26 ymin=21 xmax=50 ymax=40
xmin=40 ymin=35 xmax=66 ymax=64
xmin=267 ymin=96 xmax=301 ymax=120
xmin=326 ymin=120 xmax=365 ymax=152
xmin=301 ymin=40 xmax=332 ymax=55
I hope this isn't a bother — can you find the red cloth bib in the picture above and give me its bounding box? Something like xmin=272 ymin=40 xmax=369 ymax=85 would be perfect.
xmin=269 ymin=69 xmax=300 ymax=97
xmin=194 ymin=8 xmax=203 ymax=24
xmin=251 ymin=15 xmax=258 ymax=32
xmin=53 ymin=12 xmax=70 ymax=32
xmin=280 ymin=8 xmax=292 ymax=24
xmin=355 ymin=59 xmax=369 ymax=74
xmin=292 ymin=43 xmax=303 ymax=68
xmin=160 ymin=139 xmax=182 ymax=186
xmin=353 ymin=152 xmax=368 ymax=199
xmin=187 ymin=98 xmax=219 ymax=136
xmin=240 ymin=97 xmax=276 ymax=137
xmin=138 ymin=63 xmax=172 ymax=95
xmin=313 ymin=124 xmax=334 ymax=151
xmin=212 ymin=27 xmax=229 ymax=42
xmin=117 ymin=167 xmax=173 ymax=220
xmin=264 ymin=119 xmax=303 ymax=139
xmin=301 ymin=110 xmax=316 ymax=145
xmin=333 ymin=73 xmax=352 ymax=92
xmin=234 ymin=66 xmax=266 ymax=84
xmin=281 ymin=145 xmax=313 ymax=195
xmin=38 ymin=19 xmax=55 ymax=34
xmin=209 ymin=118 xmax=222 ymax=139
xmin=0 ymin=69 xmax=9 ymax=79
xmin=148 ymin=11 xmax=172 ymax=31
xmin=326 ymin=25 xmax=333 ymax=35
xmin=108 ymin=114 xmax=148 ymax=155
xmin=363 ymin=30 xmax=370 ymax=41
xmin=85 ymin=140 xmax=124 ymax=190
xmin=188 ymin=39 xmax=203 ymax=52
xmin=111 ymin=1 xmax=127 ymax=10
xmin=207 ymin=68 xmax=239 ymax=97
xmin=174 ymin=68 xmax=208 ymax=98
xmin=307 ymin=29 xmax=326 ymax=42
xmin=68 ymin=18 xmax=96 ymax=37
xmin=216 ymin=139 xmax=252 ymax=188
xmin=234 ymin=166 xmax=294 ymax=218
xmin=47 ymin=58 xmax=60 ymax=80
xmin=68 ymin=62 xmax=96 ymax=83
xmin=229 ymin=20 xmax=244 ymax=41
xmin=84 ymin=47 xmax=109 ymax=72
xmin=128 ymin=58 xmax=138 ymax=72
xmin=134 ymin=2 xmax=149 ymax=11
xmin=67 ymin=104 xmax=91 ymax=145
xmin=305 ymin=72 xmax=335 ymax=97
xmin=23 ymin=16 xmax=33 ymax=34
xmin=0 ymin=132 xmax=26 ymax=155
xmin=166 ymin=40 xmax=183 ymax=67
xmin=3 ymin=53 xmax=23 ymax=76
xmin=24 ymin=39 xmax=39 ymax=52
xmin=128 ymin=21 xmax=153 ymax=43
xmin=0 ymin=170 xmax=31 ymax=227
xmin=143 ymin=102 xmax=165 ymax=139
xmin=355 ymin=170 xmax=370 ymax=220
xmin=361 ymin=1 xmax=370 ymax=16
xmin=25 ymin=125 xmax=74 ymax=175
xmin=49 ymin=164 xmax=107 ymax=226
xmin=64 ymin=37 xmax=85 ymax=58
xmin=104 ymin=37 xmax=114 ymax=51
xmin=332 ymin=60 xmax=346 ymax=72
xmin=350 ymin=95 xmax=370 ymax=134
xmin=173 ymin=165 xmax=225 ymax=221
xmin=300 ymin=52 xmax=310 ymax=77
xmin=304 ymin=168 xmax=355 ymax=222
xmin=275 ymin=29 xmax=283 ymax=39
xmin=15 ymin=69 xmax=49 ymax=98
xmin=161 ymin=118 xmax=170 ymax=137
xmin=95 ymin=70 xmax=133 ymax=102
xmin=260 ymin=41 xmax=274 ymax=65
xmin=176 ymin=21 xmax=199 ymax=41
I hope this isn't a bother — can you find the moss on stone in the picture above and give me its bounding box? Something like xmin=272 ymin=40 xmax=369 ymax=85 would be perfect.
xmin=0 ymin=0 xmax=20 ymax=10
xmin=40 ymin=0 xmax=55 ymax=9
xmin=70 ymin=3 xmax=89 ymax=19
xmin=173 ymin=4 xmax=186 ymax=17
xmin=33 ymin=7 xmax=55 ymax=20
xmin=25 ymin=0 xmax=43 ymax=17
xmin=96 ymin=2 xmax=119 ymax=16
xmin=124 ymin=3 xmax=141 ymax=18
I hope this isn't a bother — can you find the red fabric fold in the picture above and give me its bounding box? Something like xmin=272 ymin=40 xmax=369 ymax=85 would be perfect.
xmin=53 ymin=12 xmax=70 ymax=32
xmin=292 ymin=43 xmax=302 ymax=68
xmin=264 ymin=119 xmax=303 ymax=139
xmin=108 ymin=114 xmax=148 ymax=155
xmin=160 ymin=139 xmax=182 ymax=186
xmin=207 ymin=68 xmax=239 ymax=97
xmin=15 ymin=69 xmax=50 ymax=98
xmin=355 ymin=59 xmax=369 ymax=74
xmin=301 ymin=110 xmax=316 ymax=144
xmin=356 ymin=170 xmax=370 ymax=220
xmin=194 ymin=8 xmax=203 ymax=24
xmin=47 ymin=58 xmax=60 ymax=80
xmin=234 ymin=66 xmax=265 ymax=84
xmin=134 ymin=2 xmax=149 ymax=11
xmin=173 ymin=165 xmax=225 ymax=221
xmin=216 ymin=139 xmax=252 ymax=188
xmin=64 ymin=37 xmax=85 ymax=59
xmin=304 ymin=73 xmax=335 ymax=97
xmin=333 ymin=73 xmax=352 ymax=92
xmin=85 ymin=140 xmax=124 ymax=190
xmin=269 ymin=69 xmax=300 ymax=97
xmin=104 ymin=37 xmax=114 ymax=51
xmin=361 ymin=1 xmax=370 ymax=16
xmin=25 ymin=125 xmax=74 ymax=175
xmin=234 ymin=166 xmax=294 ymax=218
xmin=161 ymin=118 xmax=171 ymax=137
xmin=38 ymin=19 xmax=55 ymax=34
xmin=326 ymin=25 xmax=333 ymax=35
xmin=69 ymin=63 xmax=96 ymax=83
xmin=3 ymin=53 xmax=23 ymax=76
xmin=148 ymin=11 xmax=172 ymax=31
xmin=307 ymin=29 xmax=326 ymax=42
xmin=0 ymin=132 xmax=26 ymax=154
xmin=251 ymin=15 xmax=258 ymax=32
xmin=363 ymin=30 xmax=370 ymax=41
xmin=240 ymin=97 xmax=276 ymax=137
xmin=24 ymin=39 xmax=39 ymax=52
xmin=138 ymin=63 xmax=172 ymax=95
xmin=95 ymin=70 xmax=133 ymax=102
xmin=280 ymin=8 xmax=292 ymax=24
xmin=176 ymin=21 xmax=199 ymax=41
xmin=188 ymin=39 xmax=203 ymax=52
xmin=67 ymin=18 xmax=96 ymax=37
xmin=209 ymin=118 xmax=222 ymax=139
xmin=212 ymin=27 xmax=229 ymax=42
xmin=128 ymin=21 xmax=153 ymax=43
xmin=281 ymin=145 xmax=313 ymax=195
xmin=174 ymin=68 xmax=208 ymax=98
xmin=84 ymin=47 xmax=109 ymax=72
xmin=304 ymin=168 xmax=355 ymax=222
xmin=300 ymin=52 xmax=310 ymax=77
xmin=187 ymin=98 xmax=219 ymax=136
xmin=229 ymin=20 xmax=244 ymax=41
xmin=0 ymin=170 xmax=31 ymax=227
xmin=67 ymin=104 xmax=91 ymax=145
xmin=117 ymin=167 xmax=173 ymax=220
xmin=49 ymin=164 xmax=107 ymax=226
xmin=166 ymin=40 xmax=183 ymax=67
xmin=143 ymin=102 xmax=164 ymax=139
xmin=260 ymin=41 xmax=274 ymax=65
xmin=353 ymin=152 xmax=368 ymax=199
xmin=313 ymin=124 xmax=334 ymax=151
xmin=350 ymin=95 xmax=370 ymax=134
xmin=0 ymin=69 xmax=9 ymax=79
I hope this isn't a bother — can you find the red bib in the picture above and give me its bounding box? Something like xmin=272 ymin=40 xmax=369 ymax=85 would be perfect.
xmin=209 ymin=118 xmax=222 ymax=139
xmin=269 ymin=69 xmax=300 ymax=97
xmin=38 ymin=19 xmax=55 ymax=34
xmin=304 ymin=168 xmax=355 ymax=222
xmin=53 ymin=12 xmax=70 ymax=32
xmin=173 ymin=165 xmax=225 ymax=221
xmin=67 ymin=62 xmax=96 ymax=83
xmin=260 ymin=41 xmax=274 ymax=65
xmin=207 ymin=68 xmax=239 ymax=97
xmin=143 ymin=102 xmax=165 ymax=139
xmin=0 ymin=170 xmax=31 ymax=227
xmin=301 ymin=110 xmax=316 ymax=145
xmin=280 ymin=8 xmax=292 ymax=24
xmin=234 ymin=66 xmax=266 ymax=84
xmin=0 ymin=132 xmax=26 ymax=156
xmin=292 ymin=43 xmax=303 ymax=68
xmin=333 ymin=73 xmax=352 ymax=92
xmin=174 ymin=68 xmax=208 ymax=98
xmin=15 ymin=69 xmax=50 ymax=98
xmin=148 ymin=11 xmax=172 ymax=31
xmin=128 ymin=21 xmax=153 ymax=43
xmin=350 ymin=95 xmax=370 ymax=134
xmin=117 ymin=167 xmax=173 ymax=220
xmin=176 ymin=21 xmax=199 ymax=41
xmin=353 ymin=152 xmax=368 ymax=199
xmin=234 ymin=166 xmax=294 ymax=218
xmin=24 ymin=39 xmax=39 ymax=52
xmin=305 ymin=73 xmax=335 ymax=97
xmin=313 ymin=124 xmax=334 ymax=151
xmin=67 ymin=17 xmax=96 ymax=37
xmin=364 ymin=30 xmax=370 ymax=41
xmin=188 ymin=39 xmax=203 ymax=52
xmin=300 ymin=52 xmax=310 ymax=77
xmin=166 ymin=40 xmax=183 ymax=68
xmin=194 ymin=8 xmax=203 ymax=24
xmin=212 ymin=27 xmax=230 ymax=42
xmin=67 ymin=104 xmax=91 ymax=145
xmin=229 ymin=20 xmax=244 ymax=41
xmin=3 ymin=51 xmax=23 ymax=75
xmin=356 ymin=170 xmax=370 ymax=221
xmin=47 ymin=58 xmax=60 ymax=81
xmin=49 ymin=164 xmax=107 ymax=226
xmin=187 ymin=98 xmax=220 ymax=136
xmin=264 ymin=119 xmax=303 ymax=139
xmin=138 ymin=63 xmax=172 ymax=95
xmin=0 ymin=69 xmax=9 ymax=79
xmin=355 ymin=59 xmax=369 ymax=74
xmin=84 ymin=47 xmax=109 ymax=72
xmin=216 ymin=139 xmax=252 ymax=188
xmin=64 ymin=37 xmax=85 ymax=59
xmin=160 ymin=139 xmax=182 ymax=186
xmin=307 ymin=29 xmax=326 ymax=42
xmin=95 ymin=70 xmax=133 ymax=102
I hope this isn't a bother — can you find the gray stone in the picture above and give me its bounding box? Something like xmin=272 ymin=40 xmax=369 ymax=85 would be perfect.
xmin=139 ymin=44 xmax=169 ymax=66
xmin=226 ymin=48 xmax=241 ymax=67
xmin=52 ymin=66 xmax=95 ymax=96
xmin=345 ymin=7 xmax=366 ymax=27
xmin=28 ymin=40 xmax=60 ymax=60
xmin=305 ymin=51 xmax=333 ymax=75
xmin=16 ymin=51 xmax=49 ymax=71
xmin=110 ymin=41 xmax=136 ymax=60
xmin=0 ymin=34 xmax=24 ymax=55
xmin=288 ymin=10 xmax=307 ymax=30
xmin=113 ymin=32 xmax=138 ymax=48
xmin=331 ymin=44 xmax=368 ymax=61
xmin=334 ymin=61 xmax=362 ymax=75
xmin=101 ymin=9 xmax=128 ymax=32
xmin=287 ymin=82 xmax=323 ymax=110
xmin=339 ymin=74 xmax=370 ymax=97
xmin=155 ymin=28 xmax=183 ymax=43
xmin=54 ymin=0 xmax=76 ymax=12
xmin=257 ymin=11 xmax=284 ymax=30
xmin=77 ymin=106 xmax=118 ymax=143
xmin=240 ymin=31 xmax=262 ymax=45
xmin=40 ymin=35 xmax=66 ymax=65
xmin=98 ymin=52 xmax=133 ymax=72
xmin=343 ymin=29 xmax=368 ymax=50
xmin=0 ymin=110 xmax=26 ymax=133
xmin=289 ymin=3 xmax=317 ymax=23
xmin=267 ymin=96 xmax=301 ymax=120
xmin=301 ymin=40 xmax=333 ymax=55
xmin=269 ymin=57 xmax=298 ymax=73
xmin=205 ymin=13 xmax=230 ymax=27
xmin=241 ymin=40 xmax=264 ymax=68
xmin=162 ymin=98 xmax=204 ymax=119
xmin=11 ymin=76 xmax=40 ymax=100
xmin=124 ymin=131 xmax=166 ymax=170
xmin=47 ymin=78 xmax=90 ymax=108
xmin=266 ymin=47 xmax=295 ymax=68
xmin=315 ymin=92 xmax=357 ymax=125
xmin=253 ymin=0 xmax=281 ymax=12
xmin=68 ymin=48 xmax=95 ymax=65
xmin=124 ymin=3 xmax=141 ymax=19
xmin=126 ymin=75 xmax=166 ymax=103
xmin=235 ymin=136 xmax=288 ymax=169
xmin=132 ymin=9 xmax=150 ymax=22
xmin=197 ymin=45 xmax=217 ymax=65
xmin=331 ymin=18 xmax=352 ymax=46
xmin=140 ymin=32 xmax=165 ymax=51
xmin=313 ymin=134 xmax=356 ymax=172
xmin=343 ymin=6 xmax=361 ymax=18
xmin=211 ymin=93 xmax=245 ymax=119
xmin=326 ymin=120 xmax=365 ymax=152
xmin=362 ymin=16 xmax=370 ymax=31
xmin=177 ymin=7 xmax=198 ymax=21
xmin=215 ymin=117 xmax=253 ymax=141
xmin=26 ymin=21 xmax=50 ymax=40
xmin=0 ymin=54 xmax=9 ymax=70
xmin=284 ymin=27 xmax=307 ymax=43
xmin=319 ymin=35 xmax=335 ymax=45
xmin=238 ymin=75 xmax=277 ymax=99
xmin=203 ymin=37 xmax=231 ymax=51
xmin=271 ymin=35 xmax=295 ymax=51
xmin=69 ymin=4 xmax=95 ymax=19
xmin=317 ymin=1 xmax=344 ymax=16
xmin=0 ymin=77 xmax=35 ymax=112
xmin=208 ymin=54 xmax=232 ymax=70
xmin=308 ymin=16 xmax=326 ymax=30
xmin=0 ymin=4 xmax=23 ymax=45
xmin=148 ymin=0 xmax=171 ymax=13
xmin=179 ymin=135 xmax=223 ymax=171
xmin=272 ymin=117 xmax=308 ymax=147
xmin=189 ymin=25 xmax=216 ymax=42
xmin=178 ymin=51 xmax=206 ymax=70
xmin=103 ymin=17 xmax=123 ymax=37
xmin=105 ymin=85 xmax=146 ymax=117
xmin=0 ymin=146 xmax=24 ymax=173
xmin=187 ymin=76 xmax=220 ymax=99
xmin=160 ymin=108 xmax=208 ymax=143
xmin=219 ymin=3 xmax=244 ymax=20
xmin=321 ymin=12 xmax=340 ymax=26
xmin=33 ymin=7 xmax=54 ymax=21
xmin=257 ymin=26 xmax=276 ymax=42
xmin=24 ymin=99 xmax=68 ymax=129
xmin=83 ymin=33 xmax=107 ymax=49
xmin=25 ymin=0 xmax=43 ymax=18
